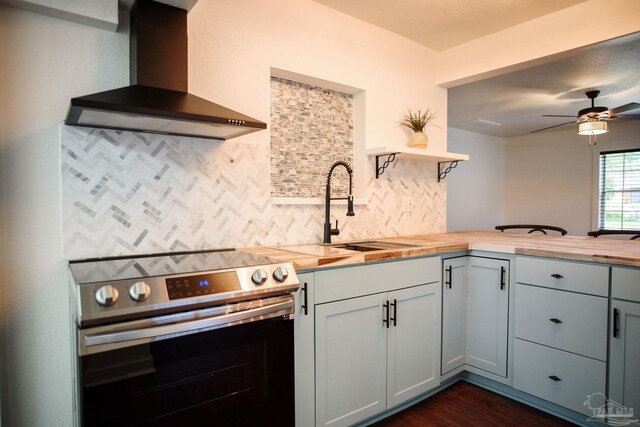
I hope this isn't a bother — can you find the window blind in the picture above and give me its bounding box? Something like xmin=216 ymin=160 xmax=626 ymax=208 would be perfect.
xmin=599 ymin=149 xmax=640 ymax=230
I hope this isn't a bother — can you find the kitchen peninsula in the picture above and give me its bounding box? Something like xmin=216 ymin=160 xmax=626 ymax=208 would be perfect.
xmin=242 ymin=231 xmax=640 ymax=269
xmin=241 ymin=231 xmax=640 ymax=427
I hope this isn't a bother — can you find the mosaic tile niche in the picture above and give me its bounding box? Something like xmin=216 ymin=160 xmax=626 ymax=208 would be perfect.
xmin=270 ymin=77 xmax=353 ymax=198
xmin=61 ymin=127 xmax=446 ymax=260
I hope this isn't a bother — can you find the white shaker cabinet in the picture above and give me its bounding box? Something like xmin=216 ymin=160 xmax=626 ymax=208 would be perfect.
xmin=441 ymin=256 xmax=510 ymax=378
xmin=441 ymin=257 xmax=467 ymax=374
xmin=315 ymin=293 xmax=388 ymax=427
xmin=610 ymin=267 xmax=640 ymax=414
xmin=387 ymin=284 xmax=441 ymax=408
xmin=313 ymin=257 xmax=441 ymax=427
xmin=465 ymin=256 xmax=510 ymax=377
xmin=514 ymin=257 xmax=608 ymax=416
xmin=294 ymin=273 xmax=315 ymax=427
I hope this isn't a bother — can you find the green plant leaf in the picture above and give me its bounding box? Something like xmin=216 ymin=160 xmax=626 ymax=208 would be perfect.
xmin=399 ymin=108 xmax=438 ymax=132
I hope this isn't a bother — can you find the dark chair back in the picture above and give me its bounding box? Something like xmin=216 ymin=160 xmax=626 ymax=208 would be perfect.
xmin=495 ymin=224 xmax=568 ymax=236
xmin=587 ymin=230 xmax=640 ymax=240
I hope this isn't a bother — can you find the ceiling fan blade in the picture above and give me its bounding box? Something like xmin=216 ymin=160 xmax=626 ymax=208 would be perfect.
xmin=542 ymin=114 xmax=578 ymax=118
xmin=530 ymin=120 xmax=577 ymax=134
xmin=609 ymin=102 xmax=640 ymax=114
xmin=616 ymin=114 xmax=640 ymax=120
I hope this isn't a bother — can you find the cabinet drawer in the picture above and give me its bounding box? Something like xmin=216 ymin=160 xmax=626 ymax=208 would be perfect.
xmin=515 ymin=284 xmax=608 ymax=361
xmin=513 ymin=339 xmax=606 ymax=416
xmin=314 ymin=257 xmax=440 ymax=304
xmin=612 ymin=267 xmax=640 ymax=302
xmin=515 ymin=257 xmax=608 ymax=296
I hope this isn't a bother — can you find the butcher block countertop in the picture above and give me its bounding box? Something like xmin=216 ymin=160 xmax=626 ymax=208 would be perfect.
xmin=239 ymin=231 xmax=640 ymax=271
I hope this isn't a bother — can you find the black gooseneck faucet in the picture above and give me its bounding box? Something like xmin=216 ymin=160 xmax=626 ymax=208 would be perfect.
xmin=324 ymin=160 xmax=355 ymax=244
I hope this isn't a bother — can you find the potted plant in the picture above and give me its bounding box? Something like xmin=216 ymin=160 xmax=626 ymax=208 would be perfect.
xmin=399 ymin=108 xmax=439 ymax=149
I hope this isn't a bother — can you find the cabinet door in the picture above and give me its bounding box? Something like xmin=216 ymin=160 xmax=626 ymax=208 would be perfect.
xmin=465 ymin=257 xmax=509 ymax=377
xmin=610 ymin=301 xmax=640 ymax=413
xmin=514 ymin=339 xmax=605 ymax=416
xmin=315 ymin=293 xmax=388 ymax=427
xmin=441 ymin=257 xmax=467 ymax=374
xmin=387 ymin=283 xmax=441 ymax=408
xmin=515 ymin=284 xmax=608 ymax=361
xmin=295 ymin=273 xmax=315 ymax=427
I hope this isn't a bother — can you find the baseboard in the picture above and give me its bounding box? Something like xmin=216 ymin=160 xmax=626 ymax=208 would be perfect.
xmin=355 ymin=377 xmax=464 ymax=426
xmin=460 ymin=372 xmax=607 ymax=426
xmin=356 ymin=372 xmax=607 ymax=427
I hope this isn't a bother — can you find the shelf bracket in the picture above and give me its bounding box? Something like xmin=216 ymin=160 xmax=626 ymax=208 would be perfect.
xmin=438 ymin=161 xmax=459 ymax=182
xmin=375 ymin=153 xmax=398 ymax=179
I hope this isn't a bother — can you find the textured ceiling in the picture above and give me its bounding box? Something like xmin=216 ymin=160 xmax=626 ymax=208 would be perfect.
xmin=312 ymin=0 xmax=639 ymax=138
xmin=312 ymin=0 xmax=586 ymax=52
xmin=448 ymin=34 xmax=640 ymax=138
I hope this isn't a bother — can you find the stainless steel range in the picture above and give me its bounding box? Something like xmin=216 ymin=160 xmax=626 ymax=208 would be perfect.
xmin=69 ymin=249 xmax=299 ymax=427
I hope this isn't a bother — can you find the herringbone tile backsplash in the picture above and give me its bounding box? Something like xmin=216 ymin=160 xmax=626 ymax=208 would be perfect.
xmin=61 ymin=126 xmax=446 ymax=259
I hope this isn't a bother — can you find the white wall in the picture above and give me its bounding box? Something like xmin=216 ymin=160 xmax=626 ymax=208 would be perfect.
xmin=447 ymin=128 xmax=506 ymax=231
xmin=437 ymin=0 xmax=640 ymax=87
xmin=0 ymin=6 xmax=128 ymax=426
xmin=0 ymin=0 xmax=118 ymax=30
xmin=58 ymin=0 xmax=457 ymax=260
xmin=1 ymin=1 xmax=447 ymax=425
xmin=505 ymin=120 xmax=640 ymax=236
xmin=188 ymin=0 xmax=448 ymax=152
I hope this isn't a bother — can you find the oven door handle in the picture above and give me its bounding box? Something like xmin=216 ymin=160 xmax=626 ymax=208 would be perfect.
xmin=81 ymin=296 xmax=293 ymax=355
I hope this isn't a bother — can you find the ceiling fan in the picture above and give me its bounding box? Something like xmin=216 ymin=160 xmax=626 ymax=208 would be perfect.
xmin=531 ymin=90 xmax=640 ymax=134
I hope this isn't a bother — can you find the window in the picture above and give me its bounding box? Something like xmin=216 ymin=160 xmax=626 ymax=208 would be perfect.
xmin=599 ymin=149 xmax=640 ymax=230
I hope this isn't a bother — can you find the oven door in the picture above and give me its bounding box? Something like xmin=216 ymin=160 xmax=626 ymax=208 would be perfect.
xmin=78 ymin=295 xmax=294 ymax=427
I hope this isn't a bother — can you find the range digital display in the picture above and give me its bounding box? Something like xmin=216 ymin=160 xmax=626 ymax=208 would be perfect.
xmin=166 ymin=271 xmax=240 ymax=300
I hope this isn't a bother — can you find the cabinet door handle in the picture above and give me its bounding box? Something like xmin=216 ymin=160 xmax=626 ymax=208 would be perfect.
xmin=300 ymin=282 xmax=308 ymax=316
xmin=548 ymin=375 xmax=562 ymax=382
xmin=551 ymin=273 xmax=563 ymax=279
xmin=613 ymin=308 xmax=620 ymax=338
xmin=549 ymin=318 xmax=562 ymax=324
xmin=382 ymin=301 xmax=390 ymax=328
xmin=390 ymin=299 xmax=397 ymax=326
xmin=445 ymin=266 xmax=452 ymax=289
xmin=500 ymin=266 xmax=506 ymax=290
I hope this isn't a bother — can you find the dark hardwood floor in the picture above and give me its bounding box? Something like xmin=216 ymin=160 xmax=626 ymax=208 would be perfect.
xmin=371 ymin=381 xmax=576 ymax=426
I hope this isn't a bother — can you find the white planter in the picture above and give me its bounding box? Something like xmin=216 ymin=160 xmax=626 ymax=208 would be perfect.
xmin=409 ymin=131 xmax=428 ymax=149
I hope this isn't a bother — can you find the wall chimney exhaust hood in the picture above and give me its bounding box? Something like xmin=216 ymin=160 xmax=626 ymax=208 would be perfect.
xmin=65 ymin=0 xmax=266 ymax=140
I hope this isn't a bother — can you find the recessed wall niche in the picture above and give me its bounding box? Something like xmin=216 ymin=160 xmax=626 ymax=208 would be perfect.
xmin=270 ymin=76 xmax=353 ymax=199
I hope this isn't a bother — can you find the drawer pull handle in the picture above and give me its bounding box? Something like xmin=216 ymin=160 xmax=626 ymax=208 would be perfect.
xmin=390 ymin=299 xmax=397 ymax=326
xmin=548 ymin=375 xmax=562 ymax=382
xmin=551 ymin=273 xmax=563 ymax=279
xmin=301 ymin=282 xmax=308 ymax=316
xmin=549 ymin=318 xmax=562 ymax=324
xmin=382 ymin=301 xmax=390 ymax=328
xmin=500 ymin=266 xmax=506 ymax=290
xmin=446 ymin=266 xmax=452 ymax=289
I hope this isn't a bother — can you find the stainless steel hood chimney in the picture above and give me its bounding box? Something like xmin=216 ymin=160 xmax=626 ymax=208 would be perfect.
xmin=65 ymin=0 xmax=266 ymax=140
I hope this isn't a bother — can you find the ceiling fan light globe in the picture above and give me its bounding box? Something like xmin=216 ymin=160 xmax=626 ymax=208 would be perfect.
xmin=577 ymin=121 xmax=608 ymax=135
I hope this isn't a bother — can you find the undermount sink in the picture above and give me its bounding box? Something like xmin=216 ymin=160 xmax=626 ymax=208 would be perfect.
xmin=277 ymin=240 xmax=420 ymax=257
xmin=329 ymin=241 xmax=419 ymax=252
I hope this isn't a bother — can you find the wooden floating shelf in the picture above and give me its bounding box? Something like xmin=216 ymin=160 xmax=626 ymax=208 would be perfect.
xmin=366 ymin=146 xmax=469 ymax=162
xmin=366 ymin=146 xmax=469 ymax=180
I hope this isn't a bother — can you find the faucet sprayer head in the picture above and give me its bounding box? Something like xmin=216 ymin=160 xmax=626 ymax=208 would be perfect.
xmin=347 ymin=195 xmax=355 ymax=216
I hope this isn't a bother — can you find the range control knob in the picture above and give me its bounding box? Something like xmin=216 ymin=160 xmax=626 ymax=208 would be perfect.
xmin=251 ymin=269 xmax=268 ymax=285
xmin=273 ymin=266 xmax=289 ymax=282
xmin=95 ymin=285 xmax=119 ymax=306
xmin=129 ymin=281 xmax=151 ymax=302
